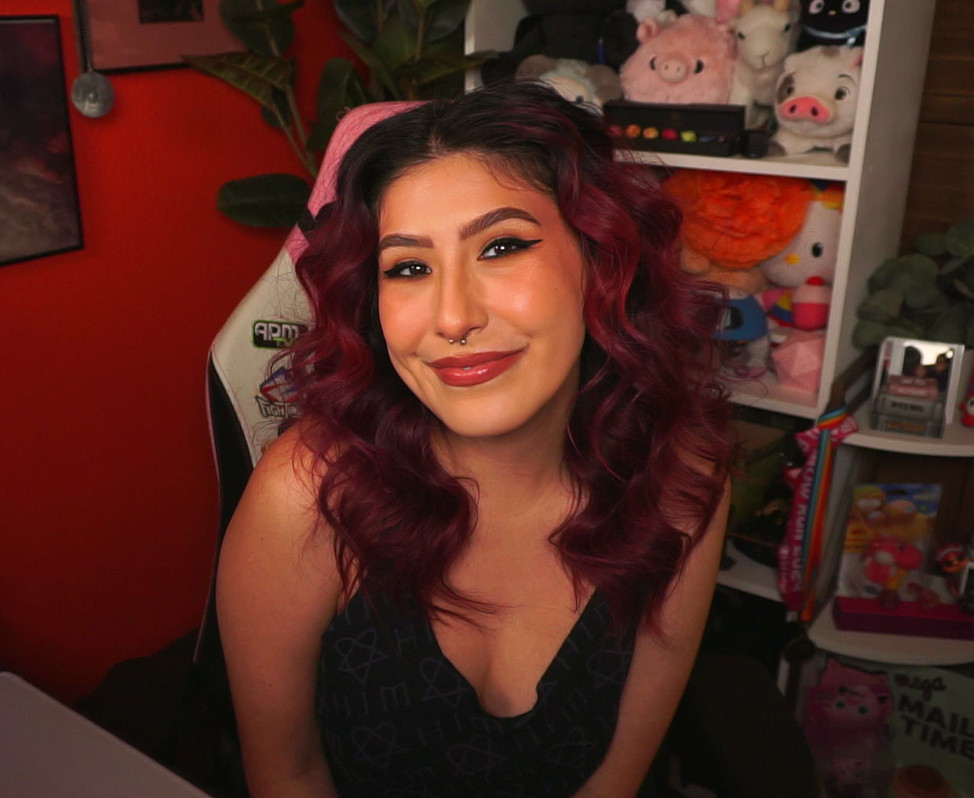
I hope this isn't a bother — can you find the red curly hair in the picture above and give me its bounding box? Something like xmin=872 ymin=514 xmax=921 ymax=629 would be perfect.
xmin=288 ymin=83 xmax=733 ymax=631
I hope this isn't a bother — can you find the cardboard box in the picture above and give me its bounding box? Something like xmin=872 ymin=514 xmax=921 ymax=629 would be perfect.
xmin=832 ymin=483 xmax=974 ymax=639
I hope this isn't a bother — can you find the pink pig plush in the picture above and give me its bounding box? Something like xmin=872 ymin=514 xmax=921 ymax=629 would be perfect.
xmin=620 ymin=14 xmax=737 ymax=104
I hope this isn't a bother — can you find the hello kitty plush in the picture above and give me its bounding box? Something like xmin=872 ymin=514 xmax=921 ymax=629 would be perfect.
xmin=758 ymin=182 xmax=843 ymax=336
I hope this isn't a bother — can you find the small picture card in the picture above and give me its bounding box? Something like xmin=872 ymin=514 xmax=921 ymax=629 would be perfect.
xmin=869 ymin=337 xmax=966 ymax=437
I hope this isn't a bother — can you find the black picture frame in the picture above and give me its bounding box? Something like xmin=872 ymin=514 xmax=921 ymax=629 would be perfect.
xmin=81 ymin=0 xmax=241 ymax=74
xmin=0 ymin=15 xmax=83 ymax=268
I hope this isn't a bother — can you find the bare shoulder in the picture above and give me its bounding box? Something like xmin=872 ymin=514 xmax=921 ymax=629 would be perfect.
xmin=218 ymin=423 xmax=341 ymax=619
xmin=216 ymin=424 xmax=343 ymax=795
xmin=575 ymin=479 xmax=729 ymax=797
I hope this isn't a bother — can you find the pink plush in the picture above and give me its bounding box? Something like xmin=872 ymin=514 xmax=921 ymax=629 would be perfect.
xmin=771 ymin=329 xmax=825 ymax=393
xmin=620 ymin=15 xmax=737 ymax=104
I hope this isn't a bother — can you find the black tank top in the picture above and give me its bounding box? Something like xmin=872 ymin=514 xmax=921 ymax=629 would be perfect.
xmin=317 ymin=588 xmax=636 ymax=797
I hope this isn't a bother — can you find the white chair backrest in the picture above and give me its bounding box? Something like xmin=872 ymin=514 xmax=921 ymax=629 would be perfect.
xmin=207 ymin=101 xmax=422 ymax=467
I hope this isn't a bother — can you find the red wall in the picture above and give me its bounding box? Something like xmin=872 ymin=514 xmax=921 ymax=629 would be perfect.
xmin=0 ymin=0 xmax=346 ymax=703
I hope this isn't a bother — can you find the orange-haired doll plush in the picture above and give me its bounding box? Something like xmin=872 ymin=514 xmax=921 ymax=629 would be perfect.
xmin=664 ymin=169 xmax=813 ymax=295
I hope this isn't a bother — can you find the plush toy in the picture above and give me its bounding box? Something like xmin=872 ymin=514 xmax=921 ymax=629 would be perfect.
xmin=714 ymin=288 xmax=770 ymax=375
xmin=480 ymin=0 xmax=627 ymax=84
xmin=759 ymin=182 xmax=843 ymax=333
xmin=727 ymin=0 xmax=797 ymax=127
xmin=797 ymin=0 xmax=869 ymax=51
xmin=630 ymin=0 xmax=720 ymax=22
xmin=769 ymin=45 xmax=863 ymax=162
xmin=515 ymin=55 xmax=623 ymax=109
xmin=803 ymin=660 xmax=894 ymax=798
xmin=663 ymin=169 xmax=813 ymax=294
xmin=619 ymin=14 xmax=737 ymax=104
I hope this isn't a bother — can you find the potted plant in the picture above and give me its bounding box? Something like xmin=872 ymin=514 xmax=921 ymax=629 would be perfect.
xmin=186 ymin=0 xmax=493 ymax=228
xmin=854 ymin=220 xmax=974 ymax=349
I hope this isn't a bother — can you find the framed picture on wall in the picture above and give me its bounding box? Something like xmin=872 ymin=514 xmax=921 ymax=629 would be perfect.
xmin=0 ymin=16 xmax=83 ymax=268
xmin=81 ymin=0 xmax=241 ymax=73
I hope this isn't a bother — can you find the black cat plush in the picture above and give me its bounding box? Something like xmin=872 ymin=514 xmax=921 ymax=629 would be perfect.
xmin=797 ymin=0 xmax=869 ymax=50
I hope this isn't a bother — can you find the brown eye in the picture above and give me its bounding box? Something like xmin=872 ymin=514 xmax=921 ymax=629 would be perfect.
xmin=694 ymin=60 xmax=704 ymax=74
xmin=650 ymin=56 xmax=657 ymax=70
xmin=835 ymin=86 xmax=851 ymax=100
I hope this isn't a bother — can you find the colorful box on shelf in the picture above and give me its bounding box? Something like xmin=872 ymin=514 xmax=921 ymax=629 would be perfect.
xmin=832 ymin=483 xmax=974 ymax=640
xmin=604 ymin=101 xmax=745 ymax=157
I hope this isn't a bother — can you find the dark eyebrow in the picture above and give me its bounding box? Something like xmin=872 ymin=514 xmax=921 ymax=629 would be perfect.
xmin=458 ymin=207 xmax=540 ymax=240
xmin=376 ymin=233 xmax=432 ymax=254
xmin=377 ymin=207 xmax=540 ymax=255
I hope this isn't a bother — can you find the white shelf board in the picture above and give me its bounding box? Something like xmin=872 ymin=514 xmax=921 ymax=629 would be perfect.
xmin=809 ymin=599 xmax=974 ymax=666
xmin=717 ymin=540 xmax=782 ymax=602
xmin=728 ymin=372 xmax=823 ymax=420
xmin=845 ymin=403 xmax=974 ymax=457
xmin=618 ymin=148 xmax=850 ymax=181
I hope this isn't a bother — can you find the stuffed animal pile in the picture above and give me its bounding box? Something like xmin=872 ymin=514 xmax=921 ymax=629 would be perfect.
xmin=485 ymin=0 xmax=864 ymax=389
xmin=489 ymin=0 xmax=866 ymax=162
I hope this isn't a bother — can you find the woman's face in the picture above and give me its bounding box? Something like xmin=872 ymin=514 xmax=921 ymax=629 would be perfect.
xmin=376 ymin=153 xmax=587 ymax=442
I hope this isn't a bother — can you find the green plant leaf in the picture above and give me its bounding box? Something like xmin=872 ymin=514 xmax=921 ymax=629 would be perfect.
xmin=867 ymin=257 xmax=899 ymax=292
xmin=308 ymin=57 xmax=369 ymax=151
xmin=185 ymin=52 xmax=294 ymax=109
xmin=886 ymin=317 xmax=925 ymax=338
xmin=372 ymin=14 xmax=416 ymax=74
xmin=914 ymin=230 xmax=945 ymax=257
xmin=217 ymin=173 xmax=311 ymax=227
xmin=927 ymin=310 xmax=966 ymax=345
xmin=395 ymin=51 xmax=493 ymax=87
xmin=220 ymin=0 xmax=298 ymax=56
xmin=261 ymin=88 xmax=292 ymax=128
xmin=419 ymin=0 xmax=471 ymax=44
xmin=399 ymin=0 xmax=472 ymax=44
xmin=945 ymin=220 xmax=974 ymax=258
xmin=941 ymin=255 xmax=971 ymax=276
xmin=898 ymin=252 xmax=939 ymax=279
xmin=333 ymin=0 xmax=387 ymax=44
xmin=852 ymin=320 xmax=889 ymax=349
xmin=857 ymin=288 xmax=902 ymax=323
xmin=341 ymin=31 xmax=400 ymax=97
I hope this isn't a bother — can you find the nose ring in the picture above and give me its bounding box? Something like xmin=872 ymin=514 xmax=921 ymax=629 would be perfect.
xmin=448 ymin=336 xmax=468 ymax=345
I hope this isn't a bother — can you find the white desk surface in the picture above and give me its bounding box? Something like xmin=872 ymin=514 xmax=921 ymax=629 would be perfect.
xmin=0 ymin=671 xmax=211 ymax=798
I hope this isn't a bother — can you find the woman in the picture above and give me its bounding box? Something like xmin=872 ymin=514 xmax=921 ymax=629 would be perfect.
xmin=217 ymin=82 xmax=732 ymax=798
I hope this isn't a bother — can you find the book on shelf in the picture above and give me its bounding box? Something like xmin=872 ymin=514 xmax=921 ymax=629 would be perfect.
xmin=832 ymin=483 xmax=974 ymax=640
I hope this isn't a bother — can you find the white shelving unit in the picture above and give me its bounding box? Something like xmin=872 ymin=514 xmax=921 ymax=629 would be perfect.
xmin=808 ymin=599 xmax=974 ymax=667
xmin=466 ymin=0 xmax=937 ymax=422
xmin=465 ymin=2 xmax=972 ymax=671
xmin=717 ymin=540 xmax=780 ymax=602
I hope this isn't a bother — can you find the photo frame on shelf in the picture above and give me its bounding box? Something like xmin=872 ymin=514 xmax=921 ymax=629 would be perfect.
xmin=0 ymin=15 xmax=83 ymax=268
xmin=869 ymin=337 xmax=966 ymax=438
xmin=81 ymin=0 xmax=241 ymax=73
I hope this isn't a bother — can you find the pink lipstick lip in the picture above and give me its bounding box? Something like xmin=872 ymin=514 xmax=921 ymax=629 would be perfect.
xmin=431 ymin=350 xmax=520 ymax=369
xmin=430 ymin=350 xmax=523 ymax=387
